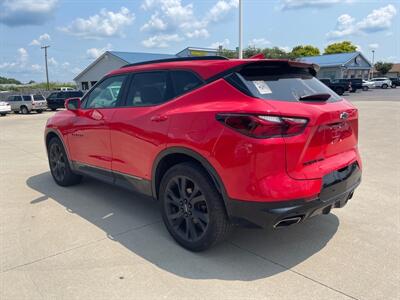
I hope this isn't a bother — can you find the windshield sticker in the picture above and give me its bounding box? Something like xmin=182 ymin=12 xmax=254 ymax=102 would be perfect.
xmin=253 ymin=81 xmax=272 ymax=94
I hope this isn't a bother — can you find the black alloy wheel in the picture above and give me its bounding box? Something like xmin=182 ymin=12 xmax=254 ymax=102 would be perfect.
xmin=164 ymin=175 xmax=209 ymax=242
xmin=47 ymin=138 xmax=82 ymax=186
xmin=160 ymin=162 xmax=231 ymax=251
xmin=49 ymin=142 xmax=67 ymax=182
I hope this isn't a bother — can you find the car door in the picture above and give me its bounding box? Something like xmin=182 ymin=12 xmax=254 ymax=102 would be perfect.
xmin=67 ymin=74 xmax=128 ymax=182
xmin=110 ymin=70 xmax=204 ymax=192
xmin=109 ymin=71 xmax=175 ymax=190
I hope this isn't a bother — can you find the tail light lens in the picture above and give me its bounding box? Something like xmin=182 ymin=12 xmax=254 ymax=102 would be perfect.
xmin=216 ymin=114 xmax=308 ymax=139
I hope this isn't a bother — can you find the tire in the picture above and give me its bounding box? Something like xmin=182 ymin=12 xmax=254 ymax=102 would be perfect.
xmin=335 ymin=87 xmax=344 ymax=96
xmin=160 ymin=162 xmax=231 ymax=251
xmin=392 ymin=85 xmax=396 ymax=88
xmin=51 ymin=108 xmax=57 ymax=111
xmin=47 ymin=137 xmax=82 ymax=186
xmin=362 ymin=86 xmax=369 ymax=91
xmin=36 ymin=110 xmax=43 ymax=114
xmin=0 ymin=113 xmax=6 ymax=116
xmin=20 ymin=106 xmax=29 ymax=114
xmin=382 ymin=84 xmax=388 ymax=89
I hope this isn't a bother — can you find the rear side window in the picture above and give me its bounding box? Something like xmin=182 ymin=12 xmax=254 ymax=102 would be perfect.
xmin=33 ymin=95 xmax=44 ymax=100
xmin=23 ymin=96 xmax=31 ymax=101
xmin=228 ymin=64 xmax=341 ymax=102
xmin=126 ymin=72 xmax=172 ymax=106
xmin=170 ymin=70 xmax=203 ymax=97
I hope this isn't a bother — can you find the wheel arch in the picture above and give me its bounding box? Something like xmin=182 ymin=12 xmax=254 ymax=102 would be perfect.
xmin=45 ymin=129 xmax=72 ymax=164
xmin=152 ymin=147 xmax=229 ymax=208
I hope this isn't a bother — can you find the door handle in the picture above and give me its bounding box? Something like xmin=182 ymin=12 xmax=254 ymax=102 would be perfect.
xmin=151 ymin=115 xmax=168 ymax=122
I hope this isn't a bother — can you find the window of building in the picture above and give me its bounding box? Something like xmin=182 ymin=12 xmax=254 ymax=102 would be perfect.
xmin=81 ymin=82 xmax=89 ymax=90
xmin=90 ymin=81 xmax=97 ymax=87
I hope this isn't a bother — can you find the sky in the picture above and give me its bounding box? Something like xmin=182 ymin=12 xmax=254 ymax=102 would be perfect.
xmin=0 ymin=0 xmax=399 ymax=83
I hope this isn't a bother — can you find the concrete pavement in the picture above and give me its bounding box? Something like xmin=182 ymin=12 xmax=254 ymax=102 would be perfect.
xmin=1 ymin=89 xmax=399 ymax=299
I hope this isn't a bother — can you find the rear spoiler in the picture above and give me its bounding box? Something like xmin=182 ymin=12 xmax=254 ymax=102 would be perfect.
xmin=205 ymin=59 xmax=320 ymax=83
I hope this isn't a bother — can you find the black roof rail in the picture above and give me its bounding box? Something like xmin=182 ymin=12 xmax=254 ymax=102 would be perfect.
xmin=121 ymin=56 xmax=229 ymax=68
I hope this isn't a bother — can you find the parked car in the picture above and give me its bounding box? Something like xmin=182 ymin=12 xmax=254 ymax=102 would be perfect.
xmin=320 ymin=78 xmax=350 ymax=95
xmin=389 ymin=77 xmax=399 ymax=88
xmin=45 ymin=56 xmax=362 ymax=251
xmin=46 ymin=90 xmax=84 ymax=111
xmin=0 ymin=101 xmax=11 ymax=116
xmin=7 ymin=94 xmax=47 ymax=114
xmin=362 ymin=80 xmax=375 ymax=91
xmin=370 ymin=77 xmax=392 ymax=89
xmin=57 ymin=87 xmax=75 ymax=91
xmin=337 ymin=79 xmax=362 ymax=92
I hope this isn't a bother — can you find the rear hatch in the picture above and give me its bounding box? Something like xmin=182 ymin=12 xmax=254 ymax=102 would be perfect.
xmin=32 ymin=95 xmax=47 ymax=107
xmin=232 ymin=61 xmax=359 ymax=179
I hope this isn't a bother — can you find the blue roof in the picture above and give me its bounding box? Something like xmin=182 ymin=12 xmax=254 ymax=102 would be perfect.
xmin=299 ymin=52 xmax=360 ymax=67
xmin=109 ymin=51 xmax=176 ymax=64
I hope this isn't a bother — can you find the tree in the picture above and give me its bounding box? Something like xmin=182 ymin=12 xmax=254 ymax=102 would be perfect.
xmin=291 ymin=45 xmax=320 ymax=58
xmin=374 ymin=62 xmax=393 ymax=75
xmin=262 ymin=47 xmax=292 ymax=59
xmin=324 ymin=41 xmax=357 ymax=54
xmin=243 ymin=46 xmax=262 ymax=58
xmin=218 ymin=48 xmax=237 ymax=58
xmin=0 ymin=76 xmax=22 ymax=85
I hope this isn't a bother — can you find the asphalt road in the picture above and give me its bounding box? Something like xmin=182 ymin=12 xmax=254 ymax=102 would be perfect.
xmin=1 ymin=89 xmax=399 ymax=300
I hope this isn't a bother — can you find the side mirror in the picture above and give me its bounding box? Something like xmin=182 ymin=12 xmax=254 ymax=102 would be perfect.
xmin=65 ymin=98 xmax=81 ymax=110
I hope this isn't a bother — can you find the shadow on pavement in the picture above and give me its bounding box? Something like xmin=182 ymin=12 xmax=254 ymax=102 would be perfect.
xmin=27 ymin=172 xmax=339 ymax=281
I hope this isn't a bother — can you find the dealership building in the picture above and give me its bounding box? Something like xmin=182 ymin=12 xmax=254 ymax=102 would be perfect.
xmin=300 ymin=52 xmax=373 ymax=80
xmin=74 ymin=47 xmax=218 ymax=91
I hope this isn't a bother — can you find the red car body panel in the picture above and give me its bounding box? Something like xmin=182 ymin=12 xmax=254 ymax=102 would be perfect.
xmin=45 ymin=58 xmax=361 ymax=209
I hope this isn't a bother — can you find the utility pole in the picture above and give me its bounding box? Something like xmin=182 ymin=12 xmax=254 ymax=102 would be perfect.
xmin=371 ymin=49 xmax=375 ymax=79
xmin=41 ymin=45 xmax=50 ymax=90
xmin=238 ymin=0 xmax=243 ymax=59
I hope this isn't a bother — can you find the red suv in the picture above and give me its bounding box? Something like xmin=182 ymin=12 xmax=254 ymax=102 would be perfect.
xmin=45 ymin=56 xmax=361 ymax=251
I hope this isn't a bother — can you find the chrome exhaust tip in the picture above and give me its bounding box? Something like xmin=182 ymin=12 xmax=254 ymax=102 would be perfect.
xmin=274 ymin=216 xmax=302 ymax=228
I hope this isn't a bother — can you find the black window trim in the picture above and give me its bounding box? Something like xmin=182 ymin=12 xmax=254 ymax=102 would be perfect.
xmin=80 ymin=74 xmax=130 ymax=110
xmin=121 ymin=68 xmax=206 ymax=108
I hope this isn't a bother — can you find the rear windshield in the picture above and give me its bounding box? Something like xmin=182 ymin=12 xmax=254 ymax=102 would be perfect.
xmin=33 ymin=95 xmax=45 ymax=100
xmin=228 ymin=64 xmax=341 ymax=102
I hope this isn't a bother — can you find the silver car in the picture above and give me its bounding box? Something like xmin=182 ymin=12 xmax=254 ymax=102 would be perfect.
xmin=7 ymin=94 xmax=47 ymax=114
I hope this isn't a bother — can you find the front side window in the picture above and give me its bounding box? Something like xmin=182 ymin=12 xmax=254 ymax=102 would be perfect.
xmin=126 ymin=72 xmax=171 ymax=106
xmin=171 ymin=70 xmax=203 ymax=97
xmin=23 ymin=96 xmax=31 ymax=101
xmin=84 ymin=75 xmax=126 ymax=109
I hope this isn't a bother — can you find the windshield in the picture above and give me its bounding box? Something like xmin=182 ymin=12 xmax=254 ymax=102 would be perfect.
xmin=231 ymin=65 xmax=342 ymax=102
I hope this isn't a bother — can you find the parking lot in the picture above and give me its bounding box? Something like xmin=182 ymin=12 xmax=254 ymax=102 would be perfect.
xmin=0 ymin=88 xmax=399 ymax=300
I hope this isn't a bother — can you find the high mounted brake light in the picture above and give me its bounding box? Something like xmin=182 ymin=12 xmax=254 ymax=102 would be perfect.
xmin=216 ymin=114 xmax=308 ymax=139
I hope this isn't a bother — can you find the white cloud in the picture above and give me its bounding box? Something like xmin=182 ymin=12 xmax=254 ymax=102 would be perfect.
xmin=205 ymin=0 xmax=239 ymax=23
xmin=59 ymin=7 xmax=135 ymax=39
xmin=0 ymin=47 xmax=29 ymax=70
xmin=280 ymin=0 xmax=353 ymax=10
xmin=29 ymin=33 xmax=51 ymax=46
xmin=140 ymin=0 xmax=238 ymax=48
xmin=0 ymin=0 xmax=58 ymax=26
xmin=209 ymin=38 xmax=230 ymax=49
xmin=48 ymin=57 xmax=58 ymax=66
xmin=327 ymin=4 xmax=397 ymax=39
xmin=248 ymin=38 xmax=271 ymax=47
xmin=142 ymin=34 xmax=183 ymax=48
xmin=279 ymin=46 xmax=292 ymax=52
xmin=31 ymin=64 xmax=42 ymax=72
xmin=140 ymin=12 xmax=168 ymax=32
xmin=86 ymin=43 xmax=113 ymax=59
xmin=368 ymin=43 xmax=379 ymax=50
xmin=62 ymin=62 xmax=71 ymax=68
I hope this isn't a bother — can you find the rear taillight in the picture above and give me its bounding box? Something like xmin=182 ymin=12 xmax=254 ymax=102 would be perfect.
xmin=216 ymin=114 xmax=308 ymax=139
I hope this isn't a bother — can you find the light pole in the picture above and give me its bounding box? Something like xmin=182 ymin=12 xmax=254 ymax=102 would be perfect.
xmin=41 ymin=45 xmax=50 ymax=90
xmin=238 ymin=0 xmax=243 ymax=59
xmin=371 ymin=50 xmax=375 ymax=79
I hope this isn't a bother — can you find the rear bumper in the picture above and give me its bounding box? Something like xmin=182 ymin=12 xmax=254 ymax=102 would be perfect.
xmin=226 ymin=162 xmax=361 ymax=228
